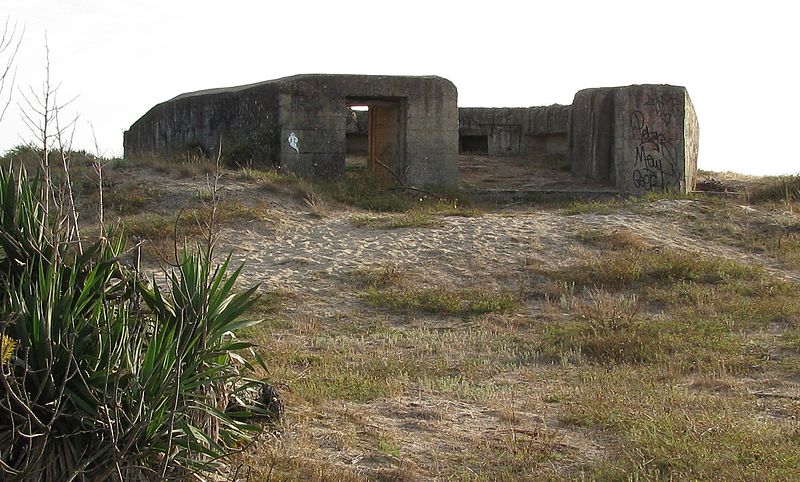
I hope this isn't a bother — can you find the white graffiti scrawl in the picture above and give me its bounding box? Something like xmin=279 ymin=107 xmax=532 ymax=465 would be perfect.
xmin=288 ymin=132 xmax=299 ymax=153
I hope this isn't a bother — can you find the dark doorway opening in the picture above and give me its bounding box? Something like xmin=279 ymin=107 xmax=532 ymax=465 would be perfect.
xmin=346 ymin=97 xmax=406 ymax=184
xmin=345 ymin=105 xmax=369 ymax=168
xmin=460 ymin=135 xmax=489 ymax=154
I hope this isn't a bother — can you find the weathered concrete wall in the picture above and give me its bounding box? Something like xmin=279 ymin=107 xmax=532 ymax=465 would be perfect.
xmin=570 ymin=85 xmax=698 ymax=194
xmin=569 ymin=88 xmax=615 ymax=182
xmin=126 ymin=76 xmax=697 ymax=195
xmin=125 ymin=74 xmax=459 ymax=188
xmin=276 ymin=75 xmax=458 ymax=187
xmin=458 ymin=105 xmax=570 ymax=157
xmin=123 ymin=82 xmax=281 ymax=165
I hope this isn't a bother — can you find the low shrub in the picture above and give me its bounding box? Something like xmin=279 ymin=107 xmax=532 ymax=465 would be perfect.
xmin=0 ymin=165 xmax=268 ymax=480
xmin=749 ymin=174 xmax=800 ymax=204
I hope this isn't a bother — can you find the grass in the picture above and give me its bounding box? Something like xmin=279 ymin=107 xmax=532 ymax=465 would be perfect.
xmin=562 ymin=198 xmax=622 ymax=215
xmin=575 ymin=227 xmax=652 ymax=251
xmin=347 ymin=264 xmax=406 ymax=288
xmin=233 ymin=210 xmax=800 ymax=480
xmin=377 ymin=437 xmax=402 ymax=457
xmin=227 ymin=171 xmax=800 ymax=480
xmin=125 ymin=152 xmax=218 ymax=178
xmin=105 ymin=182 xmax=162 ymax=214
xmin=121 ymin=200 xmax=273 ymax=260
xmin=748 ymin=174 xmax=800 ymax=205
xmin=557 ymin=367 xmax=800 ymax=481
xmin=533 ymin=239 xmax=799 ymax=368
xmin=364 ymin=286 xmax=519 ymax=317
xmin=546 ymin=249 xmax=763 ymax=290
xmin=538 ymin=288 xmax=755 ymax=371
xmin=314 ymin=165 xmax=481 ymax=214
xmin=681 ymin=200 xmax=800 ymax=269
xmin=349 ymin=212 xmax=442 ymax=229
xmin=26 ymin=152 xmax=798 ymax=479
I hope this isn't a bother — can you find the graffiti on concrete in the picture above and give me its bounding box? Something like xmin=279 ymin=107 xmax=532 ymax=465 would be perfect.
xmin=288 ymin=132 xmax=299 ymax=153
xmin=630 ymin=108 xmax=680 ymax=191
xmin=643 ymin=93 xmax=682 ymax=126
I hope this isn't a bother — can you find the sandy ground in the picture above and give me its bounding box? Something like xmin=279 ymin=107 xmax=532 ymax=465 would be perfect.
xmin=215 ymin=200 xmax=799 ymax=298
xmin=114 ymin=160 xmax=800 ymax=480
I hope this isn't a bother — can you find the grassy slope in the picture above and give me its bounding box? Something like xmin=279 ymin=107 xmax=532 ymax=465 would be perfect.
xmin=7 ymin=148 xmax=797 ymax=481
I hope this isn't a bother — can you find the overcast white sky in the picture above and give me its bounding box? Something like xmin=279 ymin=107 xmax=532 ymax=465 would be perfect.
xmin=1 ymin=0 xmax=797 ymax=175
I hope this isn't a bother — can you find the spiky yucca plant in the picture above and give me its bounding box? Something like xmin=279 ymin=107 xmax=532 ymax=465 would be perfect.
xmin=0 ymin=164 xmax=267 ymax=481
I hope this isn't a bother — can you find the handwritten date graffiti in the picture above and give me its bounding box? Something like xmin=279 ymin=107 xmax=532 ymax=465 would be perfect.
xmin=630 ymin=109 xmax=680 ymax=191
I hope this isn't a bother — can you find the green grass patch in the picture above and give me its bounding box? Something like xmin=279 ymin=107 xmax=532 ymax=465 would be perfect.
xmin=547 ymin=250 xmax=762 ymax=290
xmin=314 ymin=165 xmax=477 ymax=214
xmin=122 ymin=212 xmax=193 ymax=240
xmin=377 ymin=437 xmax=402 ymax=458
xmin=644 ymin=278 xmax=800 ymax=331
xmin=536 ymin=251 xmax=796 ymax=371
xmin=237 ymin=166 xmax=307 ymax=187
xmin=538 ymin=290 xmax=750 ymax=369
xmin=364 ymin=286 xmax=519 ymax=317
xmin=558 ymin=367 xmax=800 ymax=481
xmin=106 ymin=183 xmax=162 ymax=214
xmin=349 ymin=212 xmax=441 ymax=229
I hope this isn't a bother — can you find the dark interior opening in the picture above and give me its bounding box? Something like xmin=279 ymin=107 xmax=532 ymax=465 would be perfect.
xmin=460 ymin=135 xmax=489 ymax=154
xmin=345 ymin=98 xmax=405 ymax=184
xmin=345 ymin=106 xmax=369 ymax=167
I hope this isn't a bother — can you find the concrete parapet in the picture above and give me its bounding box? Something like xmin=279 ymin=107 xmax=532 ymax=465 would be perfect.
xmin=570 ymin=85 xmax=698 ymax=194
xmin=458 ymin=105 xmax=570 ymax=157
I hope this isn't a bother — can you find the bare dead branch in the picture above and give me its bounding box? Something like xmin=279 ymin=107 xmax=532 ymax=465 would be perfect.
xmin=0 ymin=17 xmax=23 ymax=125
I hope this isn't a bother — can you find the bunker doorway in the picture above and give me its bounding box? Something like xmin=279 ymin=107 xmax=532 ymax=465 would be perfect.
xmin=459 ymin=134 xmax=489 ymax=154
xmin=346 ymin=98 xmax=406 ymax=184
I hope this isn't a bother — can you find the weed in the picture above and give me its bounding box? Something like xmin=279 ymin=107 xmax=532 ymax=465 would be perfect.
xmin=749 ymin=174 xmax=800 ymax=205
xmin=303 ymin=191 xmax=326 ymax=218
xmin=377 ymin=437 xmax=402 ymax=457
xmin=781 ymin=328 xmax=800 ymax=352
xmin=575 ymin=228 xmax=651 ymax=251
xmin=106 ymin=183 xmax=162 ymax=214
xmin=348 ymin=264 xmax=406 ymax=288
xmin=125 ymin=153 xmax=216 ymax=178
xmin=563 ymin=199 xmax=621 ymax=215
xmin=364 ymin=286 xmax=519 ymax=317
xmin=313 ymin=165 xmax=478 ymax=215
xmin=557 ymin=367 xmax=800 ymax=481
xmin=546 ymin=249 xmax=762 ymax=290
xmin=539 ymin=291 xmax=667 ymax=364
xmin=350 ymin=211 xmax=441 ymax=229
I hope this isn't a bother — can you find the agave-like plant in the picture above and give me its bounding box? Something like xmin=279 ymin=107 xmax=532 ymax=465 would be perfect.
xmin=0 ymin=164 xmax=268 ymax=481
xmin=135 ymin=248 xmax=265 ymax=477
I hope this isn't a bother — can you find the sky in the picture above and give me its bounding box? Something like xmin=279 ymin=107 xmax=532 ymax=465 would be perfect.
xmin=0 ymin=0 xmax=797 ymax=175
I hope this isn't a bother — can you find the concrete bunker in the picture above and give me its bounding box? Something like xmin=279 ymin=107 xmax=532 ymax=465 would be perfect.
xmin=456 ymin=85 xmax=698 ymax=194
xmin=125 ymin=77 xmax=697 ymax=195
xmin=124 ymin=74 xmax=459 ymax=189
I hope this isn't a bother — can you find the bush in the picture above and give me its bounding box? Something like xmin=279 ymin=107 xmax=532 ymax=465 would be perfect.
xmin=0 ymin=165 xmax=267 ymax=480
xmin=749 ymin=174 xmax=800 ymax=204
